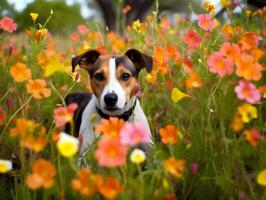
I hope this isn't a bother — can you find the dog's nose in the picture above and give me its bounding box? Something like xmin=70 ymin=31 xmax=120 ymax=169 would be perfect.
xmin=104 ymin=93 xmax=118 ymax=107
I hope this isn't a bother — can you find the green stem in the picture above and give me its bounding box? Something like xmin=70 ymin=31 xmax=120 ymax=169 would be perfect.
xmin=1 ymin=96 xmax=33 ymax=137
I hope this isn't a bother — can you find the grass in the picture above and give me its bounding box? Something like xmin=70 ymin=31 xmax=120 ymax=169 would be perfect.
xmin=0 ymin=3 xmax=266 ymax=200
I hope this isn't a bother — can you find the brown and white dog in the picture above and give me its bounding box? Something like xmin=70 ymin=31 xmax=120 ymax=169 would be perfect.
xmin=65 ymin=49 xmax=153 ymax=155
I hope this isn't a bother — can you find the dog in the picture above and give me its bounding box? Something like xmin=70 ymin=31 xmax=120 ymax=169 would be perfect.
xmin=65 ymin=49 xmax=153 ymax=155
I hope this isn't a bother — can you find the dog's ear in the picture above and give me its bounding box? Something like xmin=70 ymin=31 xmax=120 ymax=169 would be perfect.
xmin=125 ymin=49 xmax=153 ymax=73
xmin=71 ymin=49 xmax=100 ymax=72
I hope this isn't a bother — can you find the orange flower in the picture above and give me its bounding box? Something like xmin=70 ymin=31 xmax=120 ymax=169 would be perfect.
xmin=20 ymin=127 xmax=47 ymax=153
xmin=26 ymin=159 xmax=56 ymax=190
xmin=98 ymin=177 xmax=123 ymax=200
xmin=186 ymin=71 xmax=202 ymax=89
xmin=258 ymin=85 xmax=266 ymax=98
xmin=230 ymin=112 xmax=244 ymax=132
xmin=153 ymin=46 xmax=169 ymax=74
xmin=238 ymin=32 xmax=259 ymax=51
xmin=160 ymin=125 xmax=181 ymax=145
xmin=10 ymin=118 xmax=47 ymax=152
xmin=10 ymin=118 xmax=37 ymax=138
xmin=244 ymin=128 xmax=262 ymax=146
xmin=26 ymin=79 xmax=51 ymax=99
xmin=95 ymin=117 xmax=125 ymax=137
xmin=10 ymin=62 xmax=31 ymax=83
xmin=167 ymin=45 xmax=181 ymax=65
xmin=220 ymin=42 xmax=240 ymax=62
xmin=164 ymin=157 xmax=185 ymax=178
xmin=235 ymin=54 xmax=262 ymax=81
xmin=71 ymin=168 xmax=103 ymax=197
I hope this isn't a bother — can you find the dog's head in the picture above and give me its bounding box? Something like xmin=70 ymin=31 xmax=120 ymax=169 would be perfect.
xmin=72 ymin=49 xmax=153 ymax=116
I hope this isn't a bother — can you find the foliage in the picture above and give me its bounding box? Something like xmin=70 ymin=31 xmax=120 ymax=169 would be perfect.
xmin=13 ymin=0 xmax=85 ymax=34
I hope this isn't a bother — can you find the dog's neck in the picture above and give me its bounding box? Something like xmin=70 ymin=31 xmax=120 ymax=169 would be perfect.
xmin=95 ymin=96 xmax=137 ymax=121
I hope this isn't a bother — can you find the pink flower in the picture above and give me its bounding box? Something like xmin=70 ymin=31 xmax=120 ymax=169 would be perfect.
xmin=120 ymin=122 xmax=151 ymax=146
xmin=0 ymin=16 xmax=17 ymax=33
xmin=183 ymin=29 xmax=202 ymax=49
xmin=70 ymin=32 xmax=79 ymax=41
xmin=235 ymin=80 xmax=261 ymax=104
xmin=197 ymin=14 xmax=214 ymax=31
xmin=191 ymin=163 xmax=199 ymax=175
xmin=95 ymin=136 xmax=128 ymax=167
xmin=77 ymin=24 xmax=88 ymax=35
xmin=53 ymin=103 xmax=78 ymax=127
xmin=207 ymin=52 xmax=234 ymax=77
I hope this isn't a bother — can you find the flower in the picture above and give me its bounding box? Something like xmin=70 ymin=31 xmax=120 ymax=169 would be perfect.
xmin=9 ymin=118 xmax=37 ymax=138
xmin=20 ymin=127 xmax=47 ymax=153
xmin=130 ymin=149 xmax=146 ymax=164
xmin=257 ymin=169 xmax=266 ymax=186
xmin=26 ymin=79 xmax=51 ymax=99
xmin=10 ymin=62 xmax=31 ymax=83
xmin=235 ymin=54 xmax=262 ymax=81
xmin=230 ymin=112 xmax=244 ymax=132
xmin=98 ymin=177 xmax=123 ymax=200
xmin=0 ymin=160 xmax=12 ymax=173
xmin=57 ymin=132 xmax=79 ymax=157
xmin=235 ymin=80 xmax=261 ymax=104
xmin=191 ymin=163 xmax=199 ymax=175
xmin=153 ymin=46 xmax=169 ymax=74
xmin=164 ymin=157 xmax=185 ymax=178
xmin=220 ymin=42 xmax=240 ymax=62
xmin=171 ymin=87 xmax=190 ymax=103
xmin=95 ymin=137 xmax=128 ymax=168
xmin=132 ymin=19 xmax=145 ymax=33
xmin=160 ymin=125 xmax=181 ymax=145
xmin=0 ymin=16 xmax=17 ymax=33
xmin=78 ymin=24 xmax=89 ymax=35
xmin=203 ymin=1 xmax=215 ymax=15
xmin=95 ymin=117 xmax=125 ymax=137
xmin=30 ymin=13 xmax=39 ymax=23
xmin=0 ymin=106 xmax=6 ymax=126
xmin=186 ymin=71 xmax=202 ymax=89
xmin=197 ymin=14 xmax=214 ymax=31
xmin=258 ymin=86 xmax=266 ymax=98
xmin=244 ymin=128 xmax=262 ymax=146
xmin=120 ymin=122 xmax=151 ymax=146
xmin=183 ymin=29 xmax=202 ymax=49
xmin=237 ymin=103 xmax=257 ymax=123
xmin=71 ymin=168 xmax=102 ymax=197
xmin=26 ymin=159 xmax=56 ymax=190
xmin=54 ymin=103 xmax=78 ymax=127
xmin=207 ymin=52 xmax=234 ymax=77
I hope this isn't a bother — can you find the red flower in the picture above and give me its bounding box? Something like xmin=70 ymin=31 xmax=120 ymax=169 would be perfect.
xmin=183 ymin=29 xmax=202 ymax=49
xmin=0 ymin=16 xmax=17 ymax=33
xmin=54 ymin=103 xmax=78 ymax=127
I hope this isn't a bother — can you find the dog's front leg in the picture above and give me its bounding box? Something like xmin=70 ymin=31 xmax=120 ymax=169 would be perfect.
xmin=78 ymin=96 xmax=98 ymax=157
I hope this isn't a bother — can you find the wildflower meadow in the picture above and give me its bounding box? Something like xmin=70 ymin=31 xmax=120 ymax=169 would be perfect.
xmin=0 ymin=1 xmax=266 ymax=199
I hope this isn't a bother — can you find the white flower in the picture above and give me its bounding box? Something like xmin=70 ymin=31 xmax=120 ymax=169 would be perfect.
xmin=0 ymin=160 xmax=12 ymax=173
xmin=130 ymin=149 xmax=146 ymax=164
xmin=57 ymin=132 xmax=79 ymax=158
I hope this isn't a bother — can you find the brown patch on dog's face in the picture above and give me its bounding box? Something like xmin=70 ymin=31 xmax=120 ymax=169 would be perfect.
xmin=116 ymin=65 xmax=137 ymax=101
xmin=89 ymin=56 xmax=111 ymax=98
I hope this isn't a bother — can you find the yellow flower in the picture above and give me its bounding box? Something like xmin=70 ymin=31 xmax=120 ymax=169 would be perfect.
xmin=146 ymin=73 xmax=153 ymax=83
xmin=57 ymin=132 xmax=79 ymax=158
xmin=257 ymin=169 xmax=266 ymax=186
xmin=238 ymin=103 xmax=257 ymax=123
xmin=30 ymin=13 xmax=39 ymax=23
xmin=0 ymin=160 xmax=12 ymax=173
xmin=130 ymin=149 xmax=146 ymax=164
xmin=44 ymin=56 xmax=66 ymax=77
xmin=171 ymin=87 xmax=190 ymax=103
xmin=132 ymin=19 xmax=145 ymax=33
xmin=220 ymin=0 xmax=231 ymax=8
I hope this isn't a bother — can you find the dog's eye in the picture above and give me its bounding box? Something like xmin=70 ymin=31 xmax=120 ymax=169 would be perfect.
xmin=94 ymin=73 xmax=105 ymax=81
xmin=120 ymin=73 xmax=131 ymax=81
